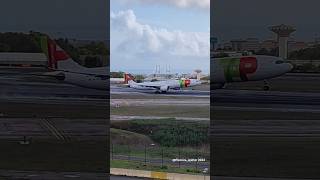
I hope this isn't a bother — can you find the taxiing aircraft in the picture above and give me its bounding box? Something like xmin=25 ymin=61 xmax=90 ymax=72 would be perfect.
xmin=212 ymin=55 xmax=293 ymax=90
xmin=37 ymin=34 xmax=108 ymax=90
xmin=124 ymin=73 xmax=202 ymax=93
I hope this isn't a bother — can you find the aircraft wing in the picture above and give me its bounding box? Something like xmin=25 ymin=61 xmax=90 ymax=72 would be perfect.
xmin=132 ymin=82 xmax=163 ymax=90
xmin=136 ymin=84 xmax=161 ymax=89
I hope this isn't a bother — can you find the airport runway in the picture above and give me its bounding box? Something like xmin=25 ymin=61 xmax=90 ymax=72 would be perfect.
xmin=0 ymin=78 xmax=108 ymax=99
xmin=211 ymin=88 xmax=320 ymax=116
xmin=0 ymin=68 xmax=108 ymax=105
xmin=111 ymin=78 xmax=320 ymax=107
xmin=111 ymin=85 xmax=209 ymax=97
xmin=213 ymin=89 xmax=320 ymax=105
xmin=8 ymin=69 xmax=320 ymax=107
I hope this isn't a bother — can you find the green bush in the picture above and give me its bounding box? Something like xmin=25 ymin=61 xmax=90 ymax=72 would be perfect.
xmin=111 ymin=119 xmax=209 ymax=147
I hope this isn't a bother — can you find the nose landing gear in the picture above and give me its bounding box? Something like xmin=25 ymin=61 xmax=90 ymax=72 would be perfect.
xmin=263 ymin=80 xmax=270 ymax=91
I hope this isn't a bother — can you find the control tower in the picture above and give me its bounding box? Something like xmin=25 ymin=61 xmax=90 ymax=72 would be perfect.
xmin=269 ymin=24 xmax=296 ymax=59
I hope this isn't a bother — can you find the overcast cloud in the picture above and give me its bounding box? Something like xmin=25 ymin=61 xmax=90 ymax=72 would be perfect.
xmin=111 ymin=9 xmax=209 ymax=73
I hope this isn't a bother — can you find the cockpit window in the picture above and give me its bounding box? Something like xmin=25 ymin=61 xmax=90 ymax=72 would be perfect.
xmin=275 ymin=60 xmax=285 ymax=64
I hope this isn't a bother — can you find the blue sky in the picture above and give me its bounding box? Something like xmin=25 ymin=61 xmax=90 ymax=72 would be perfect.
xmin=110 ymin=0 xmax=210 ymax=74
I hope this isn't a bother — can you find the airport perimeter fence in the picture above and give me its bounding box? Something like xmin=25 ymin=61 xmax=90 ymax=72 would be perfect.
xmin=110 ymin=144 xmax=210 ymax=174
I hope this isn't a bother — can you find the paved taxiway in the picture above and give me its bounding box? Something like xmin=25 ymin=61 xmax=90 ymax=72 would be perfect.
xmin=0 ymin=68 xmax=108 ymax=136
xmin=0 ymin=118 xmax=107 ymax=141
xmin=213 ymin=73 xmax=320 ymax=112
xmin=213 ymin=119 xmax=320 ymax=136
xmin=213 ymin=74 xmax=320 ymax=179
xmin=110 ymin=84 xmax=210 ymax=120
xmin=213 ymin=89 xmax=320 ymax=105
xmin=213 ymin=89 xmax=320 ymax=114
xmin=213 ymin=90 xmax=320 ymax=136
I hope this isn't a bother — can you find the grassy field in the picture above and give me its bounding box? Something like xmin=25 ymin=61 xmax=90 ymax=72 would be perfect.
xmin=111 ymin=106 xmax=209 ymax=118
xmin=111 ymin=160 xmax=205 ymax=175
xmin=110 ymin=119 xmax=210 ymax=162
xmin=213 ymin=136 xmax=320 ymax=179
xmin=111 ymin=119 xmax=209 ymax=147
xmin=110 ymin=128 xmax=154 ymax=146
xmin=111 ymin=144 xmax=210 ymax=161
xmin=110 ymin=121 xmax=210 ymax=175
xmin=0 ymin=139 xmax=107 ymax=172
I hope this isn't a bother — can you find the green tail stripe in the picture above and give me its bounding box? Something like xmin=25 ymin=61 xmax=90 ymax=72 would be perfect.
xmin=39 ymin=36 xmax=49 ymax=57
xmin=220 ymin=58 xmax=240 ymax=82
xmin=179 ymin=80 xmax=184 ymax=88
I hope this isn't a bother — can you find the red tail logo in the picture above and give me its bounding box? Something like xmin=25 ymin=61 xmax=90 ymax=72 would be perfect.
xmin=47 ymin=39 xmax=70 ymax=69
xmin=239 ymin=57 xmax=258 ymax=81
xmin=124 ymin=73 xmax=135 ymax=84
xmin=184 ymin=79 xmax=191 ymax=87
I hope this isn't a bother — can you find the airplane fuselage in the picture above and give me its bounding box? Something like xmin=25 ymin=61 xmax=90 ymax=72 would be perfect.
xmin=211 ymin=55 xmax=293 ymax=86
xmin=57 ymin=65 xmax=108 ymax=90
xmin=62 ymin=71 xmax=108 ymax=90
xmin=129 ymin=79 xmax=202 ymax=93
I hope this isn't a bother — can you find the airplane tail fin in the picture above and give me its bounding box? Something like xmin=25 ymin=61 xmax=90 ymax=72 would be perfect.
xmin=124 ymin=73 xmax=135 ymax=84
xmin=35 ymin=33 xmax=84 ymax=71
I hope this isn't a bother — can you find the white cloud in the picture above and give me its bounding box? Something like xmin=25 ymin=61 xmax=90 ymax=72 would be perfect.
xmin=117 ymin=0 xmax=210 ymax=10
xmin=110 ymin=10 xmax=209 ymax=73
xmin=111 ymin=10 xmax=209 ymax=57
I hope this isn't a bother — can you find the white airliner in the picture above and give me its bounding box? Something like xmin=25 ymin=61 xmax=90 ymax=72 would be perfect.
xmin=125 ymin=73 xmax=201 ymax=93
xmin=211 ymin=55 xmax=293 ymax=90
xmin=38 ymin=34 xmax=108 ymax=90
xmin=38 ymin=34 xmax=290 ymax=91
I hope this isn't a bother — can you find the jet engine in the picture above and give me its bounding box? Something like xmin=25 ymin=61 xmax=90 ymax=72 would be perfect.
xmin=160 ymin=86 xmax=169 ymax=92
